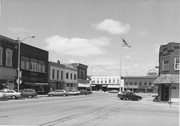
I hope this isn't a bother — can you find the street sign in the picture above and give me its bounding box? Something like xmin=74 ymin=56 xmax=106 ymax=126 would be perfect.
xmin=16 ymin=78 xmax=22 ymax=84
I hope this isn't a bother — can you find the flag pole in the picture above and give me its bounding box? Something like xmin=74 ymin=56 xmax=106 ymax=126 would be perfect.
xmin=119 ymin=39 xmax=122 ymax=93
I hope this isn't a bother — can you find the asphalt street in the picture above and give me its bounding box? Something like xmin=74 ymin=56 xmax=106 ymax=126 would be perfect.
xmin=0 ymin=92 xmax=179 ymax=126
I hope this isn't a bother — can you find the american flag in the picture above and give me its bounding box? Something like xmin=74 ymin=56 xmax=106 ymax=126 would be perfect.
xmin=122 ymin=38 xmax=131 ymax=48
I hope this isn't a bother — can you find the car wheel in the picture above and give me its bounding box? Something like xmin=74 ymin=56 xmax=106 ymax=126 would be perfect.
xmin=11 ymin=95 xmax=16 ymax=99
xmin=120 ymin=98 xmax=123 ymax=100
xmin=28 ymin=95 xmax=33 ymax=98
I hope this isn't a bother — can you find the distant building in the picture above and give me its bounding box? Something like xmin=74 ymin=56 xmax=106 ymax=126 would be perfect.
xmin=64 ymin=64 xmax=78 ymax=91
xmin=48 ymin=61 xmax=65 ymax=91
xmin=71 ymin=63 xmax=90 ymax=90
xmin=122 ymin=76 xmax=157 ymax=93
xmin=154 ymin=42 xmax=180 ymax=101
xmin=90 ymin=75 xmax=124 ymax=92
xmin=0 ymin=35 xmax=18 ymax=89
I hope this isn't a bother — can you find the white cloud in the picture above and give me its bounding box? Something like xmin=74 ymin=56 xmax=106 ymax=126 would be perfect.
xmin=93 ymin=19 xmax=130 ymax=34
xmin=7 ymin=27 xmax=31 ymax=33
xmin=45 ymin=35 xmax=111 ymax=57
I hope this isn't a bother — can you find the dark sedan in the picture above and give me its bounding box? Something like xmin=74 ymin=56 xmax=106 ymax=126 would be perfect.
xmin=79 ymin=90 xmax=92 ymax=95
xmin=117 ymin=91 xmax=142 ymax=101
xmin=21 ymin=89 xmax=37 ymax=98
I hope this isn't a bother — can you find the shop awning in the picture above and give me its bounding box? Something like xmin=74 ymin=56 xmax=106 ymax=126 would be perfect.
xmin=102 ymin=85 xmax=107 ymax=87
xmin=107 ymin=85 xmax=120 ymax=88
xmin=78 ymin=83 xmax=90 ymax=88
xmin=91 ymin=85 xmax=96 ymax=87
xmin=153 ymin=74 xmax=179 ymax=85
xmin=26 ymin=82 xmax=48 ymax=86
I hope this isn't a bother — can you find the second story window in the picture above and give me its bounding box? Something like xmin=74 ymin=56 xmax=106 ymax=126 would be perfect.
xmin=52 ymin=69 xmax=55 ymax=79
xmin=57 ymin=70 xmax=59 ymax=80
xmin=30 ymin=62 xmax=38 ymax=71
xmin=71 ymin=73 xmax=73 ymax=79
xmin=174 ymin=58 xmax=179 ymax=70
xmin=66 ymin=72 xmax=69 ymax=79
xmin=113 ymin=79 xmax=115 ymax=83
xmin=61 ymin=71 xmax=63 ymax=80
xmin=117 ymin=79 xmax=119 ymax=83
xmin=74 ymin=74 xmax=76 ymax=80
xmin=162 ymin=60 xmax=169 ymax=71
xmin=5 ymin=49 xmax=12 ymax=67
xmin=0 ymin=46 xmax=3 ymax=65
xmin=21 ymin=56 xmax=30 ymax=70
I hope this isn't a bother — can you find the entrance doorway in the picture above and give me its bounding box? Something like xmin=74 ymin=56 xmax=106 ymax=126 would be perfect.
xmin=161 ymin=85 xmax=169 ymax=101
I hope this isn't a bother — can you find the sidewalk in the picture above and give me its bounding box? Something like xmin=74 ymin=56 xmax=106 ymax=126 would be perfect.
xmin=138 ymin=93 xmax=179 ymax=108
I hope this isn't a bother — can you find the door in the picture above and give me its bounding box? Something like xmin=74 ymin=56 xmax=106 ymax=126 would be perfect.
xmin=161 ymin=85 xmax=169 ymax=101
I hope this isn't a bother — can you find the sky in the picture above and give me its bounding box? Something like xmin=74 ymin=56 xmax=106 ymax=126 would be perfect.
xmin=0 ymin=0 xmax=179 ymax=76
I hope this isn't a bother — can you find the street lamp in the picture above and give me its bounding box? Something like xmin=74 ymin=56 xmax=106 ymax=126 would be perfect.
xmin=17 ymin=35 xmax=35 ymax=92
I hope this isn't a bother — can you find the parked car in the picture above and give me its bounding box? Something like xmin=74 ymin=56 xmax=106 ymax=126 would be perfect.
xmin=108 ymin=90 xmax=118 ymax=93
xmin=79 ymin=89 xmax=92 ymax=95
xmin=68 ymin=90 xmax=80 ymax=95
xmin=21 ymin=89 xmax=37 ymax=98
xmin=0 ymin=91 xmax=6 ymax=100
xmin=117 ymin=91 xmax=142 ymax=101
xmin=48 ymin=89 xmax=68 ymax=96
xmin=1 ymin=89 xmax=22 ymax=99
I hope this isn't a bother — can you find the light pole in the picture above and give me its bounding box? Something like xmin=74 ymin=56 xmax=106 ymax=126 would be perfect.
xmin=17 ymin=35 xmax=35 ymax=92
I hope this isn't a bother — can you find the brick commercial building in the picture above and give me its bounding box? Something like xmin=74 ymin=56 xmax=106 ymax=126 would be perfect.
xmin=48 ymin=61 xmax=65 ymax=91
xmin=154 ymin=42 xmax=180 ymax=102
xmin=19 ymin=42 xmax=49 ymax=94
xmin=122 ymin=76 xmax=157 ymax=93
xmin=64 ymin=64 xmax=78 ymax=91
xmin=0 ymin=35 xmax=18 ymax=89
xmin=71 ymin=63 xmax=90 ymax=90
